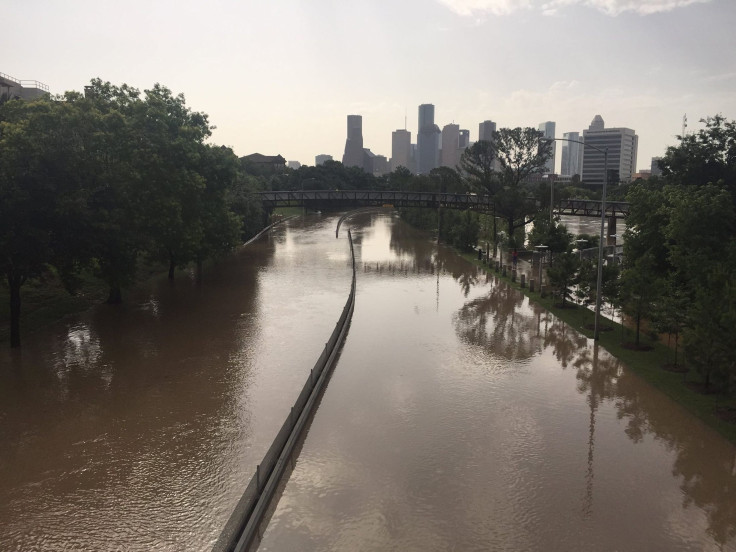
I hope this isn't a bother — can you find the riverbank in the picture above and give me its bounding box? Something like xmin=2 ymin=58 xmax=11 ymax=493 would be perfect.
xmin=460 ymin=250 xmax=736 ymax=445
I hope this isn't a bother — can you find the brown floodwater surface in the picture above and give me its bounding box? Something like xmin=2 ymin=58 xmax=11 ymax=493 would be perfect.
xmin=1 ymin=213 xmax=734 ymax=552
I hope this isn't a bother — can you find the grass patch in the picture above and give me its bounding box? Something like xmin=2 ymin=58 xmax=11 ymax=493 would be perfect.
xmin=273 ymin=206 xmax=306 ymax=217
xmin=461 ymin=251 xmax=736 ymax=445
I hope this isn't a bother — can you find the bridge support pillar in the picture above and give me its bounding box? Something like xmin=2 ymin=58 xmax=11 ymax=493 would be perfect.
xmin=607 ymin=216 xmax=618 ymax=246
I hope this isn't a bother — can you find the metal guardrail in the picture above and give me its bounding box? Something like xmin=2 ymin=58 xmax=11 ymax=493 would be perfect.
xmin=213 ymin=229 xmax=357 ymax=552
xmin=0 ymin=72 xmax=49 ymax=92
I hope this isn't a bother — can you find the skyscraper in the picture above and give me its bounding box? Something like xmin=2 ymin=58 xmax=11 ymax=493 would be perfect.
xmin=417 ymin=104 xmax=440 ymax=174
xmin=650 ymin=157 xmax=663 ymax=177
xmin=459 ymin=129 xmax=470 ymax=149
xmin=342 ymin=115 xmax=364 ymax=169
xmin=391 ymin=129 xmax=412 ymax=172
xmin=478 ymin=120 xmax=496 ymax=142
xmin=538 ymin=121 xmax=556 ymax=174
xmin=581 ymin=115 xmax=638 ymax=186
xmin=561 ymin=132 xmax=583 ymax=177
xmin=441 ymin=123 xmax=461 ymax=169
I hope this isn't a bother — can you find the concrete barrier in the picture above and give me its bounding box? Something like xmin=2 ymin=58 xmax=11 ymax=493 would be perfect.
xmin=213 ymin=231 xmax=357 ymax=552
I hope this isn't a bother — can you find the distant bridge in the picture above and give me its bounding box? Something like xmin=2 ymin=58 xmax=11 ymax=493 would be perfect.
xmin=556 ymin=199 xmax=630 ymax=218
xmin=256 ymin=190 xmax=496 ymax=214
xmin=256 ymin=190 xmax=630 ymax=218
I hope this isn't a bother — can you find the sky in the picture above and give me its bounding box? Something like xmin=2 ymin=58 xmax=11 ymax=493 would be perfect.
xmin=4 ymin=0 xmax=736 ymax=172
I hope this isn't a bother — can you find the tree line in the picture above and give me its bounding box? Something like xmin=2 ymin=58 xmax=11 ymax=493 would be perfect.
xmin=526 ymin=116 xmax=736 ymax=395
xmin=0 ymin=79 xmax=264 ymax=347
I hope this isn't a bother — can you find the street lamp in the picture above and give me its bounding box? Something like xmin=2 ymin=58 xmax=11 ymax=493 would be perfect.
xmin=541 ymin=137 xmax=608 ymax=340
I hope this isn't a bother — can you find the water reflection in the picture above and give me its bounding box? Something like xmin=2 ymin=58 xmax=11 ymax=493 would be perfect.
xmin=259 ymin=213 xmax=735 ymax=552
xmin=0 ymin=229 xmax=286 ymax=550
xmin=456 ymin=281 xmax=736 ymax=548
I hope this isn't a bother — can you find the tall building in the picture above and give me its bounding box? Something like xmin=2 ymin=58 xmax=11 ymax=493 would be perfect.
xmin=538 ymin=121 xmax=556 ymax=174
xmin=650 ymin=157 xmax=663 ymax=177
xmin=459 ymin=129 xmax=470 ymax=149
xmin=417 ymin=104 xmax=440 ymax=174
xmin=478 ymin=120 xmax=496 ymax=142
xmin=315 ymin=154 xmax=333 ymax=166
xmin=342 ymin=115 xmax=364 ymax=169
xmin=561 ymin=131 xmax=583 ymax=177
xmin=391 ymin=129 xmax=412 ymax=172
xmin=581 ymin=115 xmax=638 ymax=186
xmin=441 ymin=123 xmax=461 ymax=169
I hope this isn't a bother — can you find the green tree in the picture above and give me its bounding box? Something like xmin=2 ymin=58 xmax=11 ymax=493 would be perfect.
xmin=134 ymin=84 xmax=212 ymax=280
xmin=73 ymin=79 xmax=147 ymax=303
xmin=0 ymin=97 xmax=91 ymax=346
xmin=527 ymin=217 xmax=573 ymax=254
xmin=493 ymin=127 xmax=553 ymax=242
xmin=459 ymin=140 xmax=497 ymax=195
xmin=660 ymin=115 xmax=736 ymax=197
xmin=619 ymin=255 xmax=661 ymax=347
xmin=547 ymin=252 xmax=581 ymax=308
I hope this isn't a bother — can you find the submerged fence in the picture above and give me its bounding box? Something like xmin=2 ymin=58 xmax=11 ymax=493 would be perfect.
xmin=213 ymin=230 xmax=357 ymax=552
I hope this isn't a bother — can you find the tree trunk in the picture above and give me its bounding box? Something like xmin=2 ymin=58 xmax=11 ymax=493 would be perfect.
xmin=196 ymin=259 xmax=203 ymax=284
xmin=635 ymin=312 xmax=641 ymax=346
xmin=168 ymin=258 xmax=176 ymax=280
xmin=8 ymin=274 xmax=22 ymax=348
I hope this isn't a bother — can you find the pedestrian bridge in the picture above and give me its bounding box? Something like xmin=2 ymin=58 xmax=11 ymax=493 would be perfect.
xmin=255 ymin=190 xmax=629 ymax=218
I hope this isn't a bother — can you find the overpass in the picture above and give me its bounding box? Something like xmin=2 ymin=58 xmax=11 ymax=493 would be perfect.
xmin=255 ymin=190 xmax=630 ymax=219
xmin=256 ymin=190 xmax=496 ymax=214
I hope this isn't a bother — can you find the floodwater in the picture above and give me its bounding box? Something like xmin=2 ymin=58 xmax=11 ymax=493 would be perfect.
xmin=1 ymin=213 xmax=734 ymax=551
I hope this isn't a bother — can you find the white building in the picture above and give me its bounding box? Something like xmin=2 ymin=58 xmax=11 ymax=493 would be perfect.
xmin=581 ymin=115 xmax=638 ymax=186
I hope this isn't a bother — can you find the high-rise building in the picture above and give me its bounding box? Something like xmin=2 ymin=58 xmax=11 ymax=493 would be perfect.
xmin=538 ymin=121 xmax=556 ymax=174
xmin=441 ymin=123 xmax=461 ymax=169
xmin=342 ymin=115 xmax=364 ymax=169
xmin=417 ymin=104 xmax=440 ymax=174
xmin=581 ymin=115 xmax=638 ymax=186
xmin=650 ymin=157 xmax=663 ymax=177
xmin=315 ymin=154 xmax=333 ymax=166
xmin=478 ymin=120 xmax=496 ymax=142
xmin=391 ymin=129 xmax=412 ymax=172
xmin=459 ymin=129 xmax=470 ymax=149
xmin=561 ymin=131 xmax=583 ymax=177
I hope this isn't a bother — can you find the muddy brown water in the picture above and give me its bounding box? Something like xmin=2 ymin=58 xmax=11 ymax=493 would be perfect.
xmin=1 ymin=213 xmax=734 ymax=551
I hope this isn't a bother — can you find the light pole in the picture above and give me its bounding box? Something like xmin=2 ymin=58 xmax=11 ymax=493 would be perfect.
xmin=542 ymin=137 xmax=608 ymax=340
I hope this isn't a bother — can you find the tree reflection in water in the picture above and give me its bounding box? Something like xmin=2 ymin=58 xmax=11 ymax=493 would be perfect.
xmin=452 ymin=278 xmax=736 ymax=549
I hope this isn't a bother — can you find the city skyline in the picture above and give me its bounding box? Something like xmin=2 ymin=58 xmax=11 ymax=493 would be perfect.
xmin=3 ymin=0 xmax=735 ymax=172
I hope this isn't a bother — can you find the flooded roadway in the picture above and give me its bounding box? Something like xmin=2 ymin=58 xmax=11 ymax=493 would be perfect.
xmin=1 ymin=213 xmax=735 ymax=551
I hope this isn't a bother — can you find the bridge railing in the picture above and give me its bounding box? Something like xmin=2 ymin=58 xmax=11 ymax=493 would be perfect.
xmin=256 ymin=190 xmax=496 ymax=213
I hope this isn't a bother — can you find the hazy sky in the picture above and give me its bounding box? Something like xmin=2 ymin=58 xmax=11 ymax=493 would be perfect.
xmin=4 ymin=0 xmax=735 ymax=172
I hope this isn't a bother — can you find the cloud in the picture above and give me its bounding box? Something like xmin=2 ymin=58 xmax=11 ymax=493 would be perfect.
xmin=437 ymin=0 xmax=710 ymax=17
